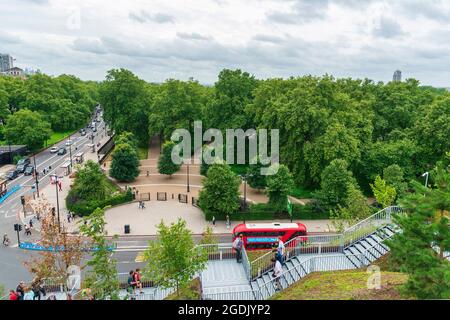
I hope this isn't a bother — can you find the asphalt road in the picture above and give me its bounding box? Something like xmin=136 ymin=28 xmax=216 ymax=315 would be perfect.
xmin=0 ymin=114 xmax=107 ymax=290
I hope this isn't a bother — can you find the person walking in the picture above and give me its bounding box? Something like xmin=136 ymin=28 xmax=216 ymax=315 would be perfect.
xmin=67 ymin=212 xmax=72 ymax=223
xmin=212 ymin=216 xmax=216 ymax=227
xmin=24 ymin=225 xmax=31 ymax=236
xmin=3 ymin=233 xmax=10 ymax=246
xmin=16 ymin=281 xmax=25 ymax=300
xmin=58 ymin=180 xmax=62 ymax=192
xmin=29 ymin=219 xmax=33 ymax=229
xmin=134 ymin=268 xmax=144 ymax=294
xmin=271 ymin=258 xmax=283 ymax=291
xmin=23 ymin=287 xmax=35 ymax=300
xmin=31 ymin=277 xmax=46 ymax=300
xmin=127 ymin=270 xmax=137 ymax=295
xmin=277 ymin=237 xmax=286 ymax=263
xmin=232 ymin=234 xmax=244 ymax=263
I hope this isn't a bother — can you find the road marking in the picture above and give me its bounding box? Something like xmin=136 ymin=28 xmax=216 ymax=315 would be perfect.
xmin=135 ymin=252 xmax=145 ymax=262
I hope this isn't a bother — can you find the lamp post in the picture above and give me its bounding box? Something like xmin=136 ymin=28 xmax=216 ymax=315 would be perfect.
xmin=33 ymin=155 xmax=39 ymax=197
xmin=422 ymin=172 xmax=429 ymax=188
xmin=52 ymin=174 xmax=62 ymax=233
xmin=69 ymin=135 xmax=73 ymax=169
xmin=187 ymin=163 xmax=190 ymax=193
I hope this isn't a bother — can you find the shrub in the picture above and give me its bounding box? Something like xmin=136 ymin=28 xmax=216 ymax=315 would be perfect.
xmin=67 ymin=189 xmax=133 ymax=216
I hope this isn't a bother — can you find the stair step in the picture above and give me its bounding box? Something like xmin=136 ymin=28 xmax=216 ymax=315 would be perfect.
xmin=344 ymin=249 xmax=361 ymax=268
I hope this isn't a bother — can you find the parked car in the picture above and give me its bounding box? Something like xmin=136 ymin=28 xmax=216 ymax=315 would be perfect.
xmin=57 ymin=147 xmax=67 ymax=155
xmin=16 ymin=164 xmax=27 ymax=174
xmin=50 ymin=146 xmax=59 ymax=153
xmin=17 ymin=157 xmax=30 ymax=167
xmin=24 ymin=165 xmax=35 ymax=176
xmin=5 ymin=170 xmax=18 ymax=181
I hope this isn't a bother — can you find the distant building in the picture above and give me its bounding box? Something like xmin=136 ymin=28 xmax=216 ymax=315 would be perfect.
xmin=0 ymin=54 xmax=14 ymax=72
xmin=393 ymin=70 xmax=402 ymax=82
xmin=1 ymin=67 xmax=24 ymax=78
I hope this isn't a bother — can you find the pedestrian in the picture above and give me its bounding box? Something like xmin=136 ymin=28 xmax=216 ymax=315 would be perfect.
xmin=271 ymin=258 xmax=283 ymax=291
xmin=9 ymin=290 xmax=19 ymax=301
xmin=273 ymin=246 xmax=283 ymax=264
xmin=24 ymin=225 xmax=31 ymax=236
xmin=31 ymin=277 xmax=45 ymax=300
xmin=232 ymin=234 xmax=244 ymax=263
xmin=16 ymin=281 xmax=25 ymax=300
xmin=29 ymin=219 xmax=33 ymax=229
xmin=3 ymin=233 xmax=10 ymax=246
xmin=58 ymin=180 xmax=62 ymax=192
xmin=23 ymin=287 xmax=35 ymax=300
xmin=277 ymin=236 xmax=286 ymax=261
xmin=226 ymin=215 xmax=230 ymax=230
xmin=127 ymin=270 xmax=137 ymax=294
xmin=212 ymin=216 xmax=216 ymax=227
xmin=134 ymin=268 xmax=144 ymax=294
xmin=67 ymin=213 xmax=71 ymax=223
xmin=141 ymin=201 xmax=146 ymax=209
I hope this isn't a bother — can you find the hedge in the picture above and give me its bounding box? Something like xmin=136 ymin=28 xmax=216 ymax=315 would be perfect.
xmin=66 ymin=189 xmax=133 ymax=216
xmin=203 ymin=203 xmax=329 ymax=221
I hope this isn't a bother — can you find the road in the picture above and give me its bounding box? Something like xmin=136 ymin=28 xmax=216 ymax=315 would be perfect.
xmin=0 ymin=114 xmax=107 ymax=290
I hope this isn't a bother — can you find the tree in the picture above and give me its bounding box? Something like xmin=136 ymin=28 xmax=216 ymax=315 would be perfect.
xmin=266 ymin=165 xmax=294 ymax=212
xmin=115 ymin=131 xmax=138 ymax=149
xmin=70 ymin=160 xmax=109 ymax=203
xmin=110 ymin=143 xmax=140 ymax=182
xmin=4 ymin=108 xmax=52 ymax=151
xmin=158 ymin=141 xmax=181 ymax=176
xmin=387 ymin=162 xmax=450 ymax=299
xmin=316 ymin=159 xmax=357 ymax=210
xmin=24 ymin=201 xmax=84 ymax=294
xmin=198 ymin=163 xmax=241 ymax=218
xmin=79 ymin=208 xmax=120 ymax=300
xmin=142 ymin=219 xmax=207 ymax=296
xmin=370 ymin=175 xmax=397 ymax=208
xmin=383 ymin=164 xmax=407 ymax=198
xmin=246 ymin=158 xmax=268 ymax=191
xmin=331 ymin=183 xmax=371 ymax=232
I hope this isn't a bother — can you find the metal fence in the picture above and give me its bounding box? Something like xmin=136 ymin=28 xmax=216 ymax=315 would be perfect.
xmin=192 ymin=197 xmax=199 ymax=207
xmin=178 ymin=194 xmax=188 ymax=204
xmin=138 ymin=193 xmax=151 ymax=201
xmin=157 ymin=192 xmax=167 ymax=201
xmin=202 ymin=290 xmax=263 ymax=300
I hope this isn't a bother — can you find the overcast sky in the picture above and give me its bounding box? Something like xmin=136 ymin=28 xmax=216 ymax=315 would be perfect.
xmin=1 ymin=0 xmax=450 ymax=86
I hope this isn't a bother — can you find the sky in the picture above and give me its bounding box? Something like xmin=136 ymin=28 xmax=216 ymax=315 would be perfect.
xmin=1 ymin=0 xmax=450 ymax=86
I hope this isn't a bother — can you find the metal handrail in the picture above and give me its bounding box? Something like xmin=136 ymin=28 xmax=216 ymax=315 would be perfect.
xmin=249 ymin=206 xmax=401 ymax=280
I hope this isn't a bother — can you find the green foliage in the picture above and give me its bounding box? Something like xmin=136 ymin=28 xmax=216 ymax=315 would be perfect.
xmin=266 ymin=165 xmax=294 ymax=212
xmin=198 ymin=163 xmax=241 ymax=217
xmin=370 ymin=175 xmax=397 ymax=208
xmin=110 ymin=142 xmax=140 ymax=182
xmin=158 ymin=141 xmax=181 ymax=176
xmin=99 ymin=69 xmax=150 ymax=144
xmin=383 ymin=164 xmax=408 ymax=198
xmin=331 ymin=183 xmax=371 ymax=232
xmin=246 ymin=157 xmax=268 ymax=190
xmin=67 ymin=189 xmax=133 ymax=216
xmin=71 ymin=161 xmax=109 ymax=203
xmin=79 ymin=208 xmax=120 ymax=300
xmin=142 ymin=219 xmax=207 ymax=294
xmin=315 ymin=159 xmax=357 ymax=210
xmin=4 ymin=108 xmax=52 ymax=151
xmin=114 ymin=131 xmax=138 ymax=149
xmin=387 ymin=162 xmax=450 ymax=299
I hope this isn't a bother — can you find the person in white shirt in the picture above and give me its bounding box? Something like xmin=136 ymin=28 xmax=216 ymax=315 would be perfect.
xmin=278 ymin=237 xmax=285 ymax=256
xmin=271 ymin=258 xmax=283 ymax=291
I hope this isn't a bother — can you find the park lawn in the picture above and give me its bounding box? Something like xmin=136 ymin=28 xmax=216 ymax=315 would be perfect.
xmin=46 ymin=130 xmax=74 ymax=146
xmin=271 ymin=269 xmax=411 ymax=300
xmin=290 ymin=185 xmax=315 ymax=199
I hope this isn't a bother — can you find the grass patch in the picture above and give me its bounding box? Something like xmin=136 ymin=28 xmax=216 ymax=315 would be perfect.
xmin=271 ymin=269 xmax=412 ymax=300
xmin=46 ymin=130 xmax=75 ymax=146
xmin=165 ymin=278 xmax=202 ymax=300
xmin=290 ymin=185 xmax=315 ymax=199
xmin=137 ymin=145 xmax=149 ymax=160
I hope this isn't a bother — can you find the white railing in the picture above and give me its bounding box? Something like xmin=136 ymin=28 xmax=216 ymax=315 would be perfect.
xmin=249 ymin=206 xmax=401 ymax=280
xmin=202 ymin=290 xmax=263 ymax=300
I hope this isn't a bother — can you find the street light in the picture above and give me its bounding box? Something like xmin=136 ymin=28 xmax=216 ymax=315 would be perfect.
xmin=33 ymin=155 xmax=39 ymax=197
xmin=187 ymin=163 xmax=190 ymax=193
xmin=69 ymin=135 xmax=73 ymax=169
xmin=422 ymin=172 xmax=429 ymax=188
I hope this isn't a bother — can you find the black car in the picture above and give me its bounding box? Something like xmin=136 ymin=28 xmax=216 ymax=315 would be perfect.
xmin=24 ymin=165 xmax=35 ymax=176
xmin=17 ymin=157 xmax=31 ymax=167
xmin=5 ymin=170 xmax=18 ymax=181
xmin=57 ymin=147 xmax=67 ymax=155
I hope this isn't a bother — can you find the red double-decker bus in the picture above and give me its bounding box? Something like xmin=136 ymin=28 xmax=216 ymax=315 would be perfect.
xmin=232 ymin=222 xmax=307 ymax=250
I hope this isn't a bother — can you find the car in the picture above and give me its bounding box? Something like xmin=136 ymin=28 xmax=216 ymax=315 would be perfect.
xmin=57 ymin=148 xmax=67 ymax=155
xmin=17 ymin=157 xmax=30 ymax=167
xmin=24 ymin=165 xmax=35 ymax=176
xmin=16 ymin=164 xmax=26 ymax=173
xmin=5 ymin=170 xmax=18 ymax=181
xmin=80 ymin=130 xmax=87 ymax=136
xmin=50 ymin=146 xmax=59 ymax=153
xmin=65 ymin=140 xmax=73 ymax=146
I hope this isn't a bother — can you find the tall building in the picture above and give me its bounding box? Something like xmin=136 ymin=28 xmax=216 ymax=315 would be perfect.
xmin=0 ymin=54 xmax=14 ymax=72
xmin=393 ymin=70 xmax=402 ymax=82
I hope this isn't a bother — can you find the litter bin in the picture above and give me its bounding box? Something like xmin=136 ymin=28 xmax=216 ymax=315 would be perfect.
xmin=124 ymin=225 xmax=130 ymax=234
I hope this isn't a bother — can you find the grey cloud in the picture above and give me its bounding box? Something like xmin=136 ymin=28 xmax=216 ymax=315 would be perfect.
xmin=72 ymin=38 xmax=108 ymax=54
xmin=252 ymin=34 xmax=285 ymax=44
xmin=397 ymin=0 xmax=450 ymax=22
xmin=372 ymin=17 xmax=405 ymax=39
xmin=176 ymin=32 xmax=212 ymax=41
xmin=267 ymin=0 xmax=330 ymax=24
xmin=129 ymin=10 xmax=175 ymax=24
